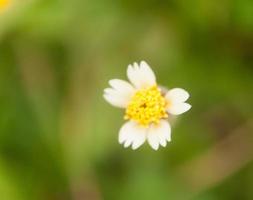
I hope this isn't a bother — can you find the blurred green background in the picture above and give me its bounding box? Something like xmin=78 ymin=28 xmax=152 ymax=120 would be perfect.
xmin=0 ymin=0 xmax=253 ymax=199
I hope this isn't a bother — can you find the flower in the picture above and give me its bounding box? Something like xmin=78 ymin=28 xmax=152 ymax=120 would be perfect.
xmin=103 ymin=61 xmax=191 ymax=150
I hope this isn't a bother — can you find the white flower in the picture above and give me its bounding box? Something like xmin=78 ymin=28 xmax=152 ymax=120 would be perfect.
xmin=103 ymin=61 xmax=191 ymax=150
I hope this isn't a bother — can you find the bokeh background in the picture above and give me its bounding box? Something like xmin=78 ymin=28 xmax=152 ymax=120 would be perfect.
xmin=0 ymin=0 xmax=253 ymax=199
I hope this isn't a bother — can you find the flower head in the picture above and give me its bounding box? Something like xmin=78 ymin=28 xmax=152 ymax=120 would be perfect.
xmin=104 ymin=61 xmax=191 ymax=150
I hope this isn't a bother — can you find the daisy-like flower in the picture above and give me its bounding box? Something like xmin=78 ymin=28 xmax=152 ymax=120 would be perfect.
xmin=103 ymin=61 xmax=191 ymax=150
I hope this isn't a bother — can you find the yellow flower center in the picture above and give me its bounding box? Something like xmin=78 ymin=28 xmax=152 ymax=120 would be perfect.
xmin=125 ymin=85 xmax=168 ymax=126
xmin=0 ymin=0 xmax=10 ymax=10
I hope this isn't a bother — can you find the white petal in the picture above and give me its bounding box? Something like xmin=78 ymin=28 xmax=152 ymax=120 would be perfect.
xmin=131 ymin=129 xmax=147 ymax=150
xmin=127 ymin=61 xmax=156 ymax=89
xmin=139 ymin=61 xmax=156 ymax=86
xmin=109 ymin=79 xmax=135 ymax=97
xmin=103 ymin=93 xmax=128 ymax=108
xmin=147 ymin=120 xmax=171 ymax=150
xmin=165 ymin=88 xmax=190 ymax=103
xmin=147 ymin=131 xmax=159 ymax=150
xmin=167 ymin=102 xmax=191 ymax=115
xmin=103 ymin=80 xmax=134 ymax=108
xmin=118 ymin=121 xmax=147 ymax=150
xmin=124 ymin=139 xmax=132 ymax=148
xmin=133 ymin=62 xmax=139 ymax=71
xmin=160 ymin=139 xmax=167 ymax=147
xmin=127 ymin=64 xmax=142 ymax=88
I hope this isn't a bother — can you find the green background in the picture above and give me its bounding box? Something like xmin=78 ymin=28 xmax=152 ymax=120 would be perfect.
xmin=0 ymin=0 xmax=253 ymax=199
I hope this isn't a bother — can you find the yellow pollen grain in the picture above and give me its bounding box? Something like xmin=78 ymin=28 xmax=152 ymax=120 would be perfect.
xmin=0 ymin=0 xmax=10 ymax=10
xmin=125 ymin=85 xmax=168 ymax=126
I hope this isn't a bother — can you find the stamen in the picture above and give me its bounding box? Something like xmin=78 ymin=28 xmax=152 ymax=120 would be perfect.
xmin=125 ymin=85 xmax=168 ymax=126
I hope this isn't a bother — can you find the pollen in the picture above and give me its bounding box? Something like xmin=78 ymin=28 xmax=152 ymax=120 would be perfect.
xmin=125 ymin=85 xmax=168 ymax=126
xmin=0 ymin=0 xmax=10 ymax=10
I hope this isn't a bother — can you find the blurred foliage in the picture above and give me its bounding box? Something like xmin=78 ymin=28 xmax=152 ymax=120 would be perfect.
xmin=0 ymin=0 xmax=253 ymax=199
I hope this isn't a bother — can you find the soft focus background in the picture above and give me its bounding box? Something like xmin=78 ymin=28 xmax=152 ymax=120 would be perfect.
xmin=0 ymin=0 xmax=253 ymax=199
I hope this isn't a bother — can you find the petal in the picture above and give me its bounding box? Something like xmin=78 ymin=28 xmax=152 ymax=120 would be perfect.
xmin=165 ymin=88 xmax=190 ymax=103
xmin=147 ymin=120 xmax=171 ymax=150
xmin=124 ymin=139 xmax=132 ymax=148
xmin=132 ymin=132 xmax=147 ymax=150
xmin=139 ymin=61 xmax=156 ymax=86
xmin=118 ymin=121 xmax=147 ymax=150
xmin=159 ymin=139 xmax=167 ymax=147
xmin=147 ymin=130 xmax=159 ymax=150
xmin=103 ymin=79 xmax=134 ymax=108
xmin=109 ymin=79 xmax=135 ymax=96
xmin=103 ymin=92 xmax=128 ymax=108
xmin=127 ymin=63 xmax=142 ymax=89
xmin=167 ymin=102 xmax=191 ymax=115
xmin=127 ymin=61 xmax=156 ymax=89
